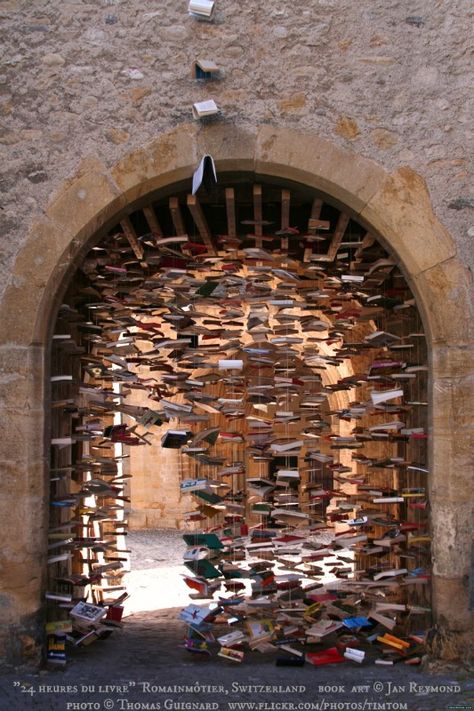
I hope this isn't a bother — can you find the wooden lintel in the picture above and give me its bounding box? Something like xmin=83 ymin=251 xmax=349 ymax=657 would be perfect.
xmin=169 ymin=197 xmax=186 ymax=237
xmin=187 ymin=194 xmax=216 ymax=255
xmin=253 ymin=184 xmax=263 ymax=249
xmin=303 ymin=198 xmax=323 ymax=262
xmin=225 ymin=187 xmax=237 ymax=238
xmin=142 ymin=206 xmax=163 ymax=239
xmin=120 ymin=217 xmax=144 ymax=260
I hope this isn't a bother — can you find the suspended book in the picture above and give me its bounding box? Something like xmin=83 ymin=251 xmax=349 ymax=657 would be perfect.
xmin=218 ymin=359 xmax=243 ymax=370
xmin=270 ymin=440 xmax=304 ymax=454
xmin=184 ymin=559 xmax=222 ymax=580
xmin=364 ymin=331 xmax=401 ymax=347
xmin=192 ymin=99 xmax=219 ymax=119
xmin=183 ymin=533 xmax=224 ymax=550
xmin=192 ymin=490 xmax=225 ymax=506
xmin=192 ymin=154 xmax=217 ymax=194
xmin=276 ymin=470 xmax=300 ymax=482
xmin=180 ymin=479 xmax=212 ymax=493
xmin=188 ymin=0 xmax=215 ymax=20
xmin=371 ymin=388 xmax=404 ymax=405
xmin=161 ymin=429 xmax=192 ymax=448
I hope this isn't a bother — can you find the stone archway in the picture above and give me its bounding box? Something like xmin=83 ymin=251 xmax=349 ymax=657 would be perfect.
xmin=0 ymin=124 xmax=472 ymax=666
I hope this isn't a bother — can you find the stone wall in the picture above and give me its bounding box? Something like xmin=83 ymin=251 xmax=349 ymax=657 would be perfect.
xmin=0 ymin=0 xmax=473 ymax=296
xmin=0 ymin=0 xmax=473 ymax=666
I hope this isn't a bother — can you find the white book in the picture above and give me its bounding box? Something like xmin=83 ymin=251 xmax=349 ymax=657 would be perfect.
xmin=270 ymin=440 xmax=303 ymax=453
xmin=341 ymin=274 xmax=365 ymax=282
xmin=271 ymin=509 xmax=309 ymax=520
xmin=276 ymin=470 xmax=300 ymax=480
xmin=372 ymin=497 xmax=404 ymax=503
xmin=189 ymin=0 xmax=215 ymax=18
xmin=218 ymin=359 xmax=243 ymax=370
xmin=51 ymin=437 xmax=75 ymax=446
xmin=47 ymin=553 xmax=72 ymax=565
xmin=192 ymin=99 xmax=219 ymax=119
xmin=373 ymin=568 xmax=407 ymax=581
xmin=370 ymin=388 xmax=404 ymax=405
xmin=344 ymin=648 xmax=365 ymax=663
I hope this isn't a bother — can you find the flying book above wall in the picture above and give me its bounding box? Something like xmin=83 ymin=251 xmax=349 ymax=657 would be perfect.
xmin=188 ymin=0 xmax=215 ymax=20
xmin=192 ymin=100 xmax=219 ymax=120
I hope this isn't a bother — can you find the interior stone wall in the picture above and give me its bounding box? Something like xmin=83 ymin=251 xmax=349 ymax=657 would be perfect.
xmin=0 ymin=0 xmax=472 ymax=666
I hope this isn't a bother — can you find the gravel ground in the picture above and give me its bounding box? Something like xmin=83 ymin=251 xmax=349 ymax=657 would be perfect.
xmin=0 ymin=530 xmax=472 ymax=711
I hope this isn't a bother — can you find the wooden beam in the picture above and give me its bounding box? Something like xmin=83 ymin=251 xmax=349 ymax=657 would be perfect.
xmin=142 ymin=206 xmax=163 ymax=238
xmin=169 ymin=197 xmax=186 ymax=237
xmin=324 ymin=212 xmax=350 ymax=262
xmin=186 ymin=194 xmax=216 ymax=255
xmin=354 ymin=231 xmax=375 ymax=260
xmin=253 ymin=184 xmax=263 ymax=249
xmin=120 ymin=217 xmax=144 ymax=260
xmin=303 ymin=198 xmax=323 ymax=262
xmin=225 ymin=187 xmax=237 ymax=238
xmin=280 ymin=189 xmax=290 ymax=251
xmin=308 ymin=217 xmax=331 ymax=231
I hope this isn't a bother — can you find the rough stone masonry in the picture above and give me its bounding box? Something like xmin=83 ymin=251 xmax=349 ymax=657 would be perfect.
xmin=0 ymin=0 xmax=473 ymax=295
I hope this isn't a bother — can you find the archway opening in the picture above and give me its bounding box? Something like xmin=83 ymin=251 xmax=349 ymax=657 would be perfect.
xmin=46 ymin=172 xmax=430 ymax=668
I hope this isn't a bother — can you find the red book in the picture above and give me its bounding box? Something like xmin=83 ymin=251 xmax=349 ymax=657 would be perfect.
xmin=106 ymin=606 xmax=123 ymax=623
xmin=306 ymin=647 xmax=345 ymax=666
xmin=306 ymin=592 xmax=338 ymax=604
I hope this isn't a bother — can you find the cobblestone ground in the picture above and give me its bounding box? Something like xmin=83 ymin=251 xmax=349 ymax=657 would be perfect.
xmin=0 ymin=530 xmax=472 ymax=711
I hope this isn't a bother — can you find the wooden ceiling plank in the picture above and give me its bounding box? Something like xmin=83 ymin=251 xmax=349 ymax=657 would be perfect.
xmin=187 ymin=194 xmax=216 ymax=255
xmin=281 ymin=188 xmax=291 ymax=251
xmin=325 ymin=212 xmax=351 ymax=262
xmin=120 ymin=217 xmax=144 ymax=260
xmin=142 ymin=206 xmax=163 ymax=239
xmin=354 ymin=231 xmax=375 ymax=260
xmin=225 ymin=187 xmax=237 ymax=238
xmin=169 ymin=197 xmax=186 ymax=237
xmin=303 ymin=198 xmax=323 ymax=262
xmin=253 ymin=184 xmax=263 ymax=249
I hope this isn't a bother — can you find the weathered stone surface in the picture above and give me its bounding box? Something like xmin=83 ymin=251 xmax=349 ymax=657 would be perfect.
xmin=360 ymin=166 xmax=458 ymax=279
xmin=416 ymin=258 xmax=474 ymax=345
xmin=371 ymin=128 xmax=399 ymax=149
xmin=255 ymin=125 xmax=386 ymax=213
xmin=334 ymin=115 xmax=360 ymax=140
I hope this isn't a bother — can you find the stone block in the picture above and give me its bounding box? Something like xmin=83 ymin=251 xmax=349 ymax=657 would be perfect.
xmin=430 ymin=500 xmax=474 ymax=577
xmin=431 ymin=574 xmax=473 ymax=632
xmin=416 ymin=258 xmax=474 ymax=345
xmin=255 ymin=125 xmax=386 ymax=215
xmin=360 ymin=166 xmax=457 ymax=277
xmin=432 ymin=344 xmax=474 ymax=379
xmin=432 ymin=374 xmax=474 ymax=433
xmin=111 ymin=124 xmax=199 ymax=204
xmin=196 ymin=123 xmax=257 ymax=175
xmin=45 ymin=160 xmax=125 ymax=250
xmin=0 ymin=345 xmax=44 ymax=407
